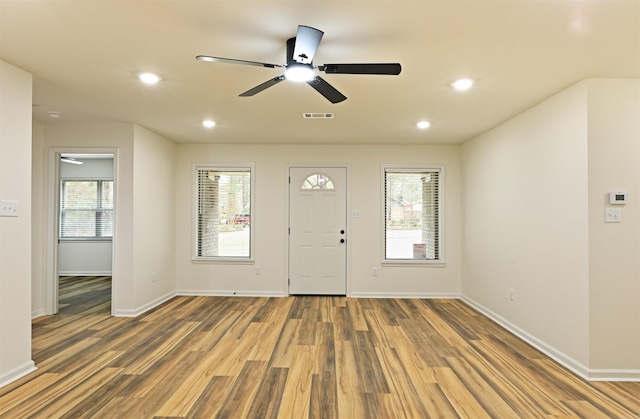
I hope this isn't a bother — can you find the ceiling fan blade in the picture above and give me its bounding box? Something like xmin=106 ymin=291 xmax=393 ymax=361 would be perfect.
xmin=196 ymin=55 xmax=283 ymax=69
xmin=307 ymin=76 xmax=347 ymax=104
xmin=319 ymin=63 xmax=402 ymax=75
xmin=292 ymin=26 xmax=324 ymax=64
xmin=239 ymin=76 xmax=285 ymax=97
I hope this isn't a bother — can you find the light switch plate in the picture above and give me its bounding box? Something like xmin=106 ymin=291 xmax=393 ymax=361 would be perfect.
xmin=0 ymin=200 xmax=18 ymax=217
xmin=605 ymin=207 xmax=621 ymax=223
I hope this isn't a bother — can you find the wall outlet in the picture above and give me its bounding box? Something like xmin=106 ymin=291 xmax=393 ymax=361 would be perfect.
xmin=352 ymin=210 xmax=361 ymax=218
xmin=256 ymin=266 xmax=261 ymax=275
xmin=0 ymin=200 xmax=18 ymax=217
xmin=372 ymin=267 xmax=379 ymax=276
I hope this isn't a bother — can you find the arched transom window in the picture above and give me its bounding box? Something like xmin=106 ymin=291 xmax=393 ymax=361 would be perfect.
xmin=301 ymin=173 xmax=335 ymax=190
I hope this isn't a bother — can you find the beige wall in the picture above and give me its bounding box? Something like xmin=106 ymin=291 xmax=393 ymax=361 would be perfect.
xmin=587 ymin=79 xmax=640 ymax=373
xmin=462 ymin=79 xmax=640 ymax=379
xmin=132 ymin=124 xmax=176 ymax=310
xmin=31 ymin=121 xmax=45 ymax=317
xmin=462 ymin=81 xmax=590 ymax=370
xmin=30 ymin=122 xmax=177 ymax=317
xmin=0 ymin=60 xmax=35 ymax=386
xmin=175 ymin=144 xmax=462 ymax=297
xmin=31 ymin=122 xmax=136 ymax=314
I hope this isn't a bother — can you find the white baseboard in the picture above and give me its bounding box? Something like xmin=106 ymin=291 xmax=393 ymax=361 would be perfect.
xmin=349 ymin=292 xmax=459 ymax=299
xmin=587 ymin=369 xmax=640 ymax=382
xmin=113 ymin=290 xmax=176 ymax=317
xmin=32 ymin=309 xmax=46 ymax=319
xmin=0 ymin=361 xmax=37 ymax=389
xmin=460 ymin=295 xmax=640 ymax=382
xmin=177 ymin=290 xmax=287 ymax=298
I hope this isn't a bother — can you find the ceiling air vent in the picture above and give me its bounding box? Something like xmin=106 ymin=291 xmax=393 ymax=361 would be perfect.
xmin=303 ymin=113 xmax=334 ymax=119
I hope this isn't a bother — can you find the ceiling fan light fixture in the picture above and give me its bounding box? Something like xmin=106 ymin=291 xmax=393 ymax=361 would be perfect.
xmin=285 ymin=63 xmax=315 ymax=82
xmin=417 ymin=121 xmax=431 ymax=129
xmin=202 ymin=120 xmax=216 ymax=128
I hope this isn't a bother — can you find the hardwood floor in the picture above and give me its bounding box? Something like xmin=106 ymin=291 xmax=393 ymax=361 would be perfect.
xmin=0 ymin=276 xmax=638 ymax=418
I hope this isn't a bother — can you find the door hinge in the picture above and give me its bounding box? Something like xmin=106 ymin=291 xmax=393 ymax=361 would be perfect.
xmin=288 ymin=227 xmax=290 ymax=235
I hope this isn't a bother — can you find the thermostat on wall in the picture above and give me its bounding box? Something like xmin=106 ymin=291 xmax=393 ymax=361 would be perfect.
xmin=609 ymin=192 xmax=628 ymax=204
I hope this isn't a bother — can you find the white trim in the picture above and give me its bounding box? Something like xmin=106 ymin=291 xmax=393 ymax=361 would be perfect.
xmin=46 ymin=148 xmax=118 ymax=316
xmin=381 ymin=261 xmax=446 ymax=267
xmin=58 ymin=271 xmax=112 ymax=276
xmin=461 ymin=295 xmax=590 ymax=379
xmin=587 ymin=369 xmax=640 ymax=382
xmin=0 ymin=361 xmax=36 ymax=389
xmin=191 ymin=163 xmax=255 ymax=262
xmin=380 ymin=164 xmax=445 ymax=265
xmin=31 ymin=309 xmax=46 ymax=319
xmin=177 ymin=290 xmax=287 ymax=298
xmin=113 ymin=291 xmax=176 ymax=317
xmin=460 ymin=295 xmax=640 ymax=382
xmin=350 ymin=292 xmax=459 ymax=299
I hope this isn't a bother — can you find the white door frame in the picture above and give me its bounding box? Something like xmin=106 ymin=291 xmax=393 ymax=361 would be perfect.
xmin=45 ymin=147 xmax=118 ymax=315
xmin=285 ymin=164 xmax=351 ymax=296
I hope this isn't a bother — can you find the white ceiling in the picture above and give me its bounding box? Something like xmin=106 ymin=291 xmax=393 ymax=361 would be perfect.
xmin=1 ymin=1 xmax=638 ymax=145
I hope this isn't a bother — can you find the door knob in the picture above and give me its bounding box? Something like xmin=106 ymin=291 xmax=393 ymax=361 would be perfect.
xmin=340 ymin=230 xmax=345 ymax=234
xmin=340 ymin=238 xmax=345 ymax=243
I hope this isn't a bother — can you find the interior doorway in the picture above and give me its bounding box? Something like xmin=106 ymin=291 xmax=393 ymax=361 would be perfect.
xmin=47 ymin=150 xmax=117 ymax=315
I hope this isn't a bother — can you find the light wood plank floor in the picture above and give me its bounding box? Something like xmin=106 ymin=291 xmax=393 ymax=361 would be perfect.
xmin=0 ymin=276 xmax=638 ymax=418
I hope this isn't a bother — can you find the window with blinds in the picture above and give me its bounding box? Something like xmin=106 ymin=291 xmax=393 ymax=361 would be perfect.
xmin=383 ymin=167 xmax=441 ymax=262
xmin=195 ymin=165 xmax=253 ymax=260
xmin=60 ymin=180 xmax=113 ymax=239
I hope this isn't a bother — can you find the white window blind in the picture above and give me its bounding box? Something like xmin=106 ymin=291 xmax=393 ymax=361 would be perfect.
xmin=384 ymin=168 xmax=441 ymax=261
xmin=60 ymin=180 xmax=113 ymax=238
xmin=196 ymin=167 xmax=252 ymax=259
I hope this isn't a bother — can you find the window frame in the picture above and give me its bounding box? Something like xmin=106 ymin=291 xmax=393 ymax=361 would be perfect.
xmin=381 ymin=164 xmax=444 ymax=266
xmin=192 ymin=163 xmax=255 ymax=263
xmin=59 ymin=178 xmax=114 ymax=241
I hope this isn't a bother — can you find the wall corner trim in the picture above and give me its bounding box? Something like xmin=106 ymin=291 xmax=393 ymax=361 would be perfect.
xmin=113 ymin=291 xmax=176 ymax=317
xmin=0 ymin=361 xmax=37 ymax=389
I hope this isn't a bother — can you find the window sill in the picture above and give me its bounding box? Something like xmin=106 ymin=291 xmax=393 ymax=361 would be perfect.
xmin=192 ymin=257 xmax=254 ymax=265
xmin=382 ymin=260 xmax=445 ymax=268
xmin=59 ymin=238 xmax=113 ymax=243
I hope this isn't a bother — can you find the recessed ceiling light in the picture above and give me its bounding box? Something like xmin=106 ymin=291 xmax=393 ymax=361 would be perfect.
xmin=417 ymin=121 xmax=431 ymax=129
xmin=452 ymin=78 xmax=474 ymax=91
xmin=48 ymin=111 xmax=63 ymax=119
xmin=202 ymin=120 xmax=216 ymax=128
xmin=139 ymin=72 xmax=161 ymax=85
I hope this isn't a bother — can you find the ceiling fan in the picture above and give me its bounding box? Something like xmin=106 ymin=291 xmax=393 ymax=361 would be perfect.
xmin=196 ymin=25 xmax=402 ymax=104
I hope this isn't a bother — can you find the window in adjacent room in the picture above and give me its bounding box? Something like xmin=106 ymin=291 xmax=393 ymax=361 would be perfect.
xmin=60 ymin=180 xmax=114 ymax=239
xmin=383 ymin=166 xmax=442 ymax=263
xmin=195 ymin=165 xmax=254 ymax=260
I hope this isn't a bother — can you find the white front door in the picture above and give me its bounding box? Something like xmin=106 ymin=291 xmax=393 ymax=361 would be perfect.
xmin=289 ymin=167 xmax=347 ymax=295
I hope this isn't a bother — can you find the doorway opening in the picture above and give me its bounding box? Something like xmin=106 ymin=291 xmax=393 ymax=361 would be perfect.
xmin=47 ymin=150 xmax=117 ymax=316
